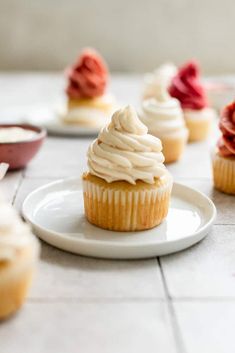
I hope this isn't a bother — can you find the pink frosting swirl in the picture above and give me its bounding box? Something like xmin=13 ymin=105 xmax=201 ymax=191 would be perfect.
xmin=66 ymin=48 xmax=108 ymax=99
xmin=169 ymin=60 xmax=208 ymax=110
xmin=218 ymin=101 xmax=235 ymax=157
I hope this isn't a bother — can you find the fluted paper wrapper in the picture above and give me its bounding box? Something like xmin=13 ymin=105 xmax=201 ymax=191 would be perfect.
xmin=161 ymin=132 xmax=188 ymax=164
xmin=82 ymin=173 xmax=173 ymax=231
xmin=185 ymin=113 xmax=212 ymax=142
xmin=0 ymin=238 xmax=39 ymax=320
xmin=0 ymin=269 xmax=33 ymax=320
xmin=212 ymin=150 xmax=235 ymax=195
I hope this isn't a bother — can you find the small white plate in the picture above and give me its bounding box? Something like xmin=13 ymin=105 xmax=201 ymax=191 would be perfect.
xmin=0 ymin=104 xmax=100 ymax=137
xmin=22 ymin=178 xmax=216 ymax=259
xmin=42 ymin=118 xmax=100 ymax=137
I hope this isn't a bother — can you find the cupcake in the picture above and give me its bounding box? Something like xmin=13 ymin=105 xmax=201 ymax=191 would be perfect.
xmin=60 ymin=48 xmax=116 ymax=128
xmin=143 ymin=63 xmax=177 ymax=101
xmin=212 ymin=101 xmax=235 ymax=195
xmin=140 ymin=87 xmax=188 ymax=163
xmin=82 ymin=105 xmax=173 ymax=231
xmin=169 ymin=60 xmax=216 ymax=142
xmin=0 ymin=199 xmax=39 ymax=320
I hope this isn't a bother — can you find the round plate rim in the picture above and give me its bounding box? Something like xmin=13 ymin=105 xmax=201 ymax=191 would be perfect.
xmin=22 ymin=177 xmax=217 ymax=250
xmin=44 ymin=121 xmax=100 ymax=137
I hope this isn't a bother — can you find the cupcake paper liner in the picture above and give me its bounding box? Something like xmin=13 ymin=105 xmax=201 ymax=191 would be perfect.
xmin=83 ymin=173 xmax=173 ymax=231
xmin=0 ymin=240 xmax=39 ymax=320
xmin=185 ymin=114 xmax=212 ymax=142
xmin=212 ymin=151 xmax=235 ymax=195
xmin=161 ymin=133 xmax=188 ymax=164
xmin=0 ymin=267 xmax=33 ymax=320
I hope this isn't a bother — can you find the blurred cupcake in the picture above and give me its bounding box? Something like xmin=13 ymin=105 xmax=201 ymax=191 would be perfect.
xmin=60 ymin=48 xmax=116 ymax=128
xmin=82 ymin=105 xmax=173 ymax=231
xmin=169 ymin=60 xmax=216 ymax=142
xmin=0 ymin=190 xmax=39 ymax=319
xmin=212 ymin=101 xmax=235 ymax=195
xmin=143 ymin=63 xmax=177 ymax=100
xmin=140 ymin=87 xmax=188 ymax=163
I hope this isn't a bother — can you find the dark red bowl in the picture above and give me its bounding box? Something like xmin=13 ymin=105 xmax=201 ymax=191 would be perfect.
xmin=0 ymin=124 xmax=46 ymax=170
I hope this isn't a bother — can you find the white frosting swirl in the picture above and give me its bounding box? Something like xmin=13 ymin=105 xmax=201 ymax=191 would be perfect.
xmin=0 ymin=203 xmax=36 ymax=262
xmin=143 ymin=63 xmax=177 ymax=100
xmin=87 ymin=105 xmax=167 ymax=184
xmin=140 ymin=94 xmax=188 ymax=138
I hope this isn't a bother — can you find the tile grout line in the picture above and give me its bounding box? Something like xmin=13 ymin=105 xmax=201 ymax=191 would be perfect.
xmin=11 ymin=172 xmax=24 ymax=206
xmin=22 ymin=175 xmax=65 ymax=180
xmin=27 ymin=297 xmax=165 ymax=304
xmin=27 ymin=296 xmax=235 ymax=303
xmin=173 ymin=297 xmax=235 ymax=302
xmin=214 ymin=223 xmax=235 ymax=226
xmin=157 ymin=257 xmax=187 ymax=353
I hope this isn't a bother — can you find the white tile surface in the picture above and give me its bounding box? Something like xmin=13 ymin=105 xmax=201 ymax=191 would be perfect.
xmin=167 ymin=140 xmax=213 ymax=179
xmin=0 ymin=171 xmax=22 ymax=203
xmin=174 ymin=302 xmax=235 ymax=353
xmin=161 ymin=225 xmax=235 ymax=298
xmin=24 ymin=137 xmax=91 ymax=178
xmin=0 ymin=302 xmax=176 ymax=353
xmin=29 ymin=243 xmax=164 ymax=299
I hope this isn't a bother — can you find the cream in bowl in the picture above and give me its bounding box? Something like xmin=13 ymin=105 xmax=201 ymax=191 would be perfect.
xmin=0 ymin=124 xmax=46 ymax=170
xmin=0 ymin=127 xmax=38 ymax=143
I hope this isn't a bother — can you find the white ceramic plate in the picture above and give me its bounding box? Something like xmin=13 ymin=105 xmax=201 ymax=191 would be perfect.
xmin=0 ymin=104 xmax=100 ymax=137
xmin=42 ymin=119 xmax=100 ymax=137
xmin=22 ymin=178 xmax=216 ymax=259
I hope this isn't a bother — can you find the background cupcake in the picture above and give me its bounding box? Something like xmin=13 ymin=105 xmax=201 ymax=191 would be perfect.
xmin=0 ymin=164 xmax=40 ymax=320
xmin=169 ymin=60 xmax=216 ymax=142
xmin=60 ymin=48 xmax=116 ymax=128
xmin=212 ymin=101 xmax=235 ymax=195
xmin=0 ymin=204 xmax=39 ymax=320
xmin=143 ymin=63 xmax=177 ymax=101
xmin=82 ymin=105 xmax=173 ymax=232
xmin=140 ymin=87 xmax=188 ymax=163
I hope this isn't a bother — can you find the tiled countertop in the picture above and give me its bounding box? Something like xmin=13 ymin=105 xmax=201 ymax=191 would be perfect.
xmin=0 ymin=74 xmax=234 ymax=353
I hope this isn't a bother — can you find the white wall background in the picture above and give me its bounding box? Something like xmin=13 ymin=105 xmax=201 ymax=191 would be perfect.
xmin=0 ymin=0 xmax=234 ymax=74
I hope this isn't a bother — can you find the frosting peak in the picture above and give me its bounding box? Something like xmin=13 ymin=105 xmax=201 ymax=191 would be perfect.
xmin=217 ymin=101 xmax=235 ymax=157
xmin=169 ymin=60 xmax=208 ymax=110
xmin=66 ymin=48 xmax=108 ymax=99
xmin=87 ymin=106 xmax=167 ymax=184
xmin=111 ymin=105 xmax=148 ymax=135
xmin=155 ymin=86 xmax=170 ymax=103
xmin=143 ymin=63 xmax=177 ymax=100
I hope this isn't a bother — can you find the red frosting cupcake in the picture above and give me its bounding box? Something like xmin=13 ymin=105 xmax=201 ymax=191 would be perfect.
xmin=61 ymin=48 xmax=116 ymax=127
xmin=217 ymin=102 xmax=235 ymax=157
xmin=169 ymin=60 xmax=208 ymax=110
xmin=212 ymin=101 xmax=235 ymax=195
xmin=169 ymin=60 xmax=215 ymax=142
xmin=66 ymin=48 xmax=108 ymax=100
